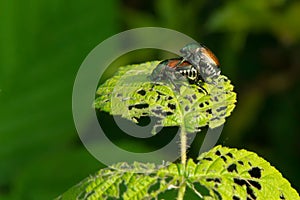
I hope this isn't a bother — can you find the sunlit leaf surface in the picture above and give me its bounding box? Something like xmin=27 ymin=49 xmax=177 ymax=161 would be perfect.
xmin=56 ymin=146 xmax=300 ymax=200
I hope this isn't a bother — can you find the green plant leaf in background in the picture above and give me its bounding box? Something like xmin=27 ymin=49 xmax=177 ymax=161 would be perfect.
xmin=94 ymin=61 xmax=236 ymax=134
xmin=0 ymin=1 xmax=118 ymax=199
xmin=56 ymin=145 xmax=300 ymax=200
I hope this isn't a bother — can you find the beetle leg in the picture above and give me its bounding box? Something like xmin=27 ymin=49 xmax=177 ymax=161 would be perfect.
xmin=196 ymin=82 xmax=208 ymax=95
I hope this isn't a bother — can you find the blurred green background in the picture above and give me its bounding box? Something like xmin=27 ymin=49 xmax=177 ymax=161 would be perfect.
xmin=1 ymin=0 xmax=299 ymax=199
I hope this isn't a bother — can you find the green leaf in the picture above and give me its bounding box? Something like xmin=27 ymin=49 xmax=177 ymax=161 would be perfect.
xmin=56 ymin=146 xmax=300 ymax=199
xmin=94 ymin=61 xmax=236 ymax=133
xmin=0 ymin=0 xmax=118 ymax=198
xmin=190 ymin=146 xmax=300 ymax=199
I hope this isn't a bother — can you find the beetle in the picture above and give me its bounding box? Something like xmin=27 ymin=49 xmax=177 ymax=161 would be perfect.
xmin=150 ymin=43 xmax=221 ymax=91
xmin=150 ymin=58 xmax=195 ymax=83
xmin=180 ymin=43 xmax=220 ymax=83
xmin=150 ymin=57 xmax=209 ymax=93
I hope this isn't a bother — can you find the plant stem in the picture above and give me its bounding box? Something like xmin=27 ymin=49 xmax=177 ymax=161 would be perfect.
xmin=177 ymin=127 xmax=187 ymax=200
xmin=177 ymin=182 xmax=186 ymax=200
xmin=180 ymin=126 xmax=187 ymax=166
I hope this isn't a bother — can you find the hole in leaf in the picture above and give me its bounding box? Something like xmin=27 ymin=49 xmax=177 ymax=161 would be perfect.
xmin=234 ymin=178 xmax=257 ymax=200
xmin=219 ymin=112 xmax=227 ymax=118
xmin=221 ymin=155 xmax=227 ymax=162
xmin=203 ymin=157 xmax=213 ymax=161
xmin=164 ymin=111 xmax=174 ymax=116
xmin=248 ymin=180 xmax=261 ymax=190
xmin=167 ymin=96 xmax=173 ymax=100
xmin=152 ymin=109 xmax=162 ymax=115
xmin=234 ymin=178 xmax=246 ymax=186
xmin=128 ymin=103 xmax=149 ymax=110
xmin=212 ymin=189 xmax=222 ymax=200
xmin=152 ymin=109 xmax=173 ymax=116
xmin=165 ymin=177 xmax=173 ymax=183
xmin=211 ymin=117 xmax=220 ymax=121
xmin=233 ymin=195 xmax=241 ymax=200
xmin=226 ymin=152 xmax=233 ymax=158
xmin=156 ymin=95 xmax=160 ymax=101
xmin=238 ymin=161 xmax=244 ymax=165
xmin=148 ymin=182 xmax=160 ymax=193
xmin=119 ymin=181 xmax=127 ymax=196
xmin=157 ymin=189 xmax=177 ymax=200
xmin=192 ymin=182 xmax=210 ymax=197
xmin=167 ymin=103 xmax=176 ymax=110
xmin=215 ymin=150 xmax=221 ymax=156
xmin=280 ymin=193 xmax=286 ymax=199
xmin=185 ymin=106 xmax=190 ymax=112
xmin=156 ymin=91 xmax=164 ymax=96
xmin=246 ymin=185 xmax=256 ymax=199
xmin=206 ymin=178 xmax=221 ymax=184
xmin=216 ymin=106 xmax=227 ymax=112
xmin=227 ymin=164 xmax=238 ymax=173
xmin=136 ymin=116 xmax=151 ymax=127
xmin=137 ymin=89 xmax=146 ymax=96
xmin=248 ymin=167 xmax=261 ymax=178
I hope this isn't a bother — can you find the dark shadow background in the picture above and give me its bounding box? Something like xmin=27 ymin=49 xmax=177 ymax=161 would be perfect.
xmin=0 ymin=0 xmax=299 ymax=199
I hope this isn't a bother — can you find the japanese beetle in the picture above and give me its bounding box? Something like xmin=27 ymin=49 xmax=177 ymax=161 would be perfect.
xmin=150 ymin=58 xmax=197 ymax=84
xmin=150 ymin=43 xmax=221 ymax=90
xmin=180 ymin=43 xmax=220 ymax=83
